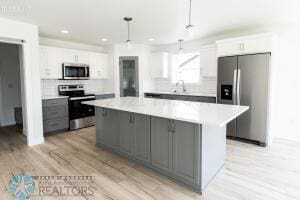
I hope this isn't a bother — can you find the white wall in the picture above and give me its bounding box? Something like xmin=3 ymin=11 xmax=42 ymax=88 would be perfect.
xmin=0 ymin=43 xmax=22 ymax=126
xmin=0 ymin=17 xmax=43 ymax=146
xmin=107 ymin=44 xmax=152 ymax=97
xmin=270 ymin=27 xmax=300 ymax=141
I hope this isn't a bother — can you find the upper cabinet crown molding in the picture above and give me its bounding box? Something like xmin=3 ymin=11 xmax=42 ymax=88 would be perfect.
xmin=149 ymin=52 xmax=169 ymax=79
xmin=216 ymin=33 xmax=275 ymax=57
xmin=39 ymin=45 xmax=109 ymax=80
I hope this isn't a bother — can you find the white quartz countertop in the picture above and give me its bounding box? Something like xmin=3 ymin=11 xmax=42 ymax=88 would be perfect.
xmin=144 ymin=91 xmax=217 ymax=97
xmin=42 ymin=95 xmax=69 ymax=100
xmin=83 ymin=97 xmax=249 ymax=127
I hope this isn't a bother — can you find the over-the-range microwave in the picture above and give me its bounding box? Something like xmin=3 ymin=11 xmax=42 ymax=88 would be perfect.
xmin=62 ymin=63 xmax=90 ymax=80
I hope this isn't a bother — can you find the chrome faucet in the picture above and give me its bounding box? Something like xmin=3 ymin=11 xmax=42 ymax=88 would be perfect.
xmin=176 ymin=80 xmax=187 ymax=93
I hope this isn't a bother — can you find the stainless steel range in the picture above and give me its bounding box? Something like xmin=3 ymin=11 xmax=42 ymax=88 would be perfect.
xmin=58 ymin=85 xmax=95 ymax=130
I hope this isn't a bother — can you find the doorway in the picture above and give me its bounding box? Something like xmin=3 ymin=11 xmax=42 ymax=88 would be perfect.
xmin=0 ymin=42 xmax=24 ymax=136
xmin=119 ymin=56 xmax=139 ymax=97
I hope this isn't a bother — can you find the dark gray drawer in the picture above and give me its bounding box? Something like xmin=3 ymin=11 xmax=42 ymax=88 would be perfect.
xmin=95 ymin=93 xmax=115 ymax=100
xmin=43 ymin=105 xmax=68 ymax=120
xmin=43 ymin=117 xmax=69 ymax=133
xmin=42 ymin=98 xmax=68 ymax=108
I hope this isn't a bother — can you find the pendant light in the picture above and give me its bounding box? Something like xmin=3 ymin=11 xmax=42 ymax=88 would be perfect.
xmin=124 ymin=17 xmax=133 ymax=48
xmin=185 ymin=0 xmax=197 ymax=38
xmin=178 ymin=39 xmax=184 ymax=54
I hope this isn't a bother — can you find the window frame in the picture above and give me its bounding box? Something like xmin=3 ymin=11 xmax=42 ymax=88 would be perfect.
xmin=171 ymin=51 xmax=201 ymax=85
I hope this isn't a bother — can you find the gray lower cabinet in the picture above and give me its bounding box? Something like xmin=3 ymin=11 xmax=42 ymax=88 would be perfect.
xmin=42 ymin=98 xmax=69 ymax=135
xmin=151 ymin=117 xmax=173 ymax=173
xmin=96 ymin=109 xmax=201 ymax=191
xmin=133 ymin=114 xmax=151 ymax=163
xmin=118 ymin=111 xmax=134 ymax=156
xmin=173 ymin=120 xmax=200 ymax=184
xmin=151 ymin=117 xmax=200 ymax=184
xmin=118 ymin=111 xmax=151 ymax=163
xmin=96 ymin=108 xmax=119 ymax=150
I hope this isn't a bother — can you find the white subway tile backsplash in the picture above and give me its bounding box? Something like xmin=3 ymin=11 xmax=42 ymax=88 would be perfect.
xmin=41 ymin=79 xmax=110 ymax=96
xmin=153 ymin=78 xmax=217 ymax=94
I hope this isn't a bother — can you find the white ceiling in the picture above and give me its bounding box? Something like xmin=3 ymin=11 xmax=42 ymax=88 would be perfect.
xmin=0 ymin=0 xmax=299 ymax=45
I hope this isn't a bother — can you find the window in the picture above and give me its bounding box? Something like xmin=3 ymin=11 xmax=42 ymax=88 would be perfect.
xmin=172 ymin=52 xmax=200 ymax=84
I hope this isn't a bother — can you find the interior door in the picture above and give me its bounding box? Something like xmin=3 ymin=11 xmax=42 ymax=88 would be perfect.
xmin=119 ymin=57 xmax=139 ymax=97
xmin=236 ymin=54 xmax=270 ymax=143
xmin=217 ymin=56 xmax=238 ymax=137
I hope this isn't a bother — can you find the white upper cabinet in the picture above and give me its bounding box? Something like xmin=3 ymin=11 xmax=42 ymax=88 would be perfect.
xmin=216 ymin=42 xmax=242 ymax=57
xmin=39 ymin=45 xmax=110 ymax=80
xmin=89 ymin=52 xmax=109 ymax=79
xmin=216 ymin=33 xmax=274 ymax=57
xmin=200 ymin=46 xmax=217 ymax=78
xmin=62 ymin=49 xmax=89 ymax=64
xmin=150 ymin=52 xmax=168 ymax=78
xmin=243 ymin=36 xmax=272 ymax=53
xmin=39 ymin=46 xmax=63 ymax=79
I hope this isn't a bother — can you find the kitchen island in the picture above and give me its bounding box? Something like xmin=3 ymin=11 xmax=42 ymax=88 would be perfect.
xmin=83 ymin=97 xmax=248 ymax=193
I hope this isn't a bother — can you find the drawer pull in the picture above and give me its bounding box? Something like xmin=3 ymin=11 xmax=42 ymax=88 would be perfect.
xmin=50 ymin=112 xmax=59 ymax=115
xmin=50 ymin=123 xmax=59 ymax=127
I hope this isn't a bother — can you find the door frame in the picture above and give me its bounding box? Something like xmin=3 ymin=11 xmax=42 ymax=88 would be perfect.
xmin=119 ymin=56 xmax=139 ymax=97
xmin=0 ymin=20 xmax=44 ymax=146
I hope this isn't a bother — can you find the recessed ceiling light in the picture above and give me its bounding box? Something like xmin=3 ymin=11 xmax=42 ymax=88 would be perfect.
xmin=148 ymin=38 xmax=155 ymax=41
xmin=101 ymin=38 xmax=108 ymax=42
xmin=61 ymin=30 xmax=69 ymax=34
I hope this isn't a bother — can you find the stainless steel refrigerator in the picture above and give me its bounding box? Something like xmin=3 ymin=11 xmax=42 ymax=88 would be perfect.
xmin=217 ymin=53 xmax=270 ymax=146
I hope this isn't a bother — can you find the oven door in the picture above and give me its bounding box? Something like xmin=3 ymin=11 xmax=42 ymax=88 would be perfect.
xmin=63 ymin=64 xmax=90 ymax=80
xmin=69 ymin=96 xmax=95 ymax=130
xmin=69 ymin=96 xmax=95 ymax=120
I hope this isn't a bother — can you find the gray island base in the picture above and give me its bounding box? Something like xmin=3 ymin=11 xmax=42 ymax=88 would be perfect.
xmin=83 ymin=97 xmax=248 ymax=193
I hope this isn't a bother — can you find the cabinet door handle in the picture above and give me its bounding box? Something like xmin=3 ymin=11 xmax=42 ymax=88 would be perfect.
xmin=129 ymin=114 xmax=132 ymax=123
xmin=132 ymin=114 xmax=135 ymax=124
xmin=172 ymin=120 xmax=176 ymax=133
xmin=167 ymin=120 xmax=171 ymax=132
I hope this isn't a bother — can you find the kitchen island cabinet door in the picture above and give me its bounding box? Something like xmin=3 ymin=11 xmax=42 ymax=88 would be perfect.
xmin=96 ymin=108 xmax=119 ymax=150
xmin=173 ymin=120 xmax=201 ymax=185
xmin=151 ymin=117 xmax=173 ymax=173
xmin=118 ymin=111 xmax=134 ymax=156
xmin=96 ymin=108 xmax=106 ymax=144
xmin=133 ymin=114 xmax=151 ymax=163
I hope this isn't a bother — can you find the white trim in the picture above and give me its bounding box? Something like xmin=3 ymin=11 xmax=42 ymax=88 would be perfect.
xmin=0 ymin=18 xmax=44 ymax=146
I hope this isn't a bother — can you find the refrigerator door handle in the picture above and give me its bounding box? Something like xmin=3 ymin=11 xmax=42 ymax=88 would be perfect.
xmin=237 ymin=69 xmax=241 ymax=105
xmin=233 ymin=69 xmax=237 ymax=105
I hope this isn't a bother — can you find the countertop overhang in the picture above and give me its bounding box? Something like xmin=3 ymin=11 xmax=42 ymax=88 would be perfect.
xmin=83 ymin=97 xmax=249 ymax=127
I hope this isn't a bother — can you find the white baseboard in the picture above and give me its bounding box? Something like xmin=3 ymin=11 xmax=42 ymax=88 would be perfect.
xmin=28 ymin=136 xmax=44 ymax=146
xmin=23 ymin=128 xmax=27 ymax=136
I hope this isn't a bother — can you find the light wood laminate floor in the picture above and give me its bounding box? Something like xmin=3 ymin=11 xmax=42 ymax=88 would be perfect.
xmin=0 ymin=126 xmax=299 ymax=200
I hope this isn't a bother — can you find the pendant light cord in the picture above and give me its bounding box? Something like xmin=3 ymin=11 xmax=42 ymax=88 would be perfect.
xmin=127 ymin=21 xmax=130 ymax=41
xmin=189 ymin=0 xmax=192 ymax=25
